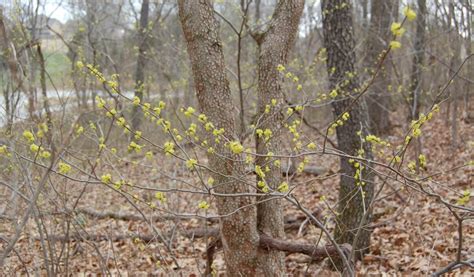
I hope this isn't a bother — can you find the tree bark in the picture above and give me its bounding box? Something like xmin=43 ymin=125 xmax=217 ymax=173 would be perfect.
xmin=254 ymin=1 xmax=304 ymax=274
xmin=178 ymin=1 xmax=259 ymax=275
xmin=321 ymin=0 xmax=375 ymax=262
xmin=409 ymin=0 xmax=427 ymax=121
xmin=0 ymin=7 xmax=19 ymax=133
xmin=366 ymin=0 xmax=396 ymax=135
xmin=131 ymin=0 xmax=150 ymax=131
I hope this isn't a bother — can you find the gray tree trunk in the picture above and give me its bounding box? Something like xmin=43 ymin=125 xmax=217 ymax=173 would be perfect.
xmin=254 ymin=1 xmax=304 ymax=274
xmin=131 ymin=0 xmax=150 ymax=131
xmin=409 ymin=0 xmax=427 ymax=121
xmin=178 ymin=1 xmax=260 ymax=275
xmin=321 ymin=0 xmax=375 ymax=262
xmin=366 ymin=0 xmax=397 ymax=135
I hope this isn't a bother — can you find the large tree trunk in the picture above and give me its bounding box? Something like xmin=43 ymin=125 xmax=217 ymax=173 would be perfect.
xmin=366 ymin=0 xmax=397 ymax=135
xmin=409 ymin=0 xmax=427 ymax=121
xmin=254 ymin=1 xmax=304 ymax=274
xmin=178 ymin=1 xmax=260 ymax=275
xmin=321 ymin=0 xmax=374 ymax=262
xmin=131 ymin=0 xmax=150 ymax=131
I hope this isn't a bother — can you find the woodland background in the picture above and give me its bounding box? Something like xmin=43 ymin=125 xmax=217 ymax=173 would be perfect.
xmin=0 ymin=0 xmax=472 ymax=275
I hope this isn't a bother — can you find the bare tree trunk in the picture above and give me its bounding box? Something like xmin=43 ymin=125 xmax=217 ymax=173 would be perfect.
xmin=36 ymin=44 xmax=52 ymax=126
xmin=178 ymin=1 xmax=260 ymax=275
xmin=321 ymin=0 xmax=374 ymax=262
xmin=366 ymin=0 xmax=396 ymax=135
xmin=131 ymin=0 xmax=150 ymax=132
xmin=253 ymin=1 xmax=304 ymax=274
xmin=409 ymin=0 xmax=427 ymax=121
xmin=464 ymin=0 xmax=472 ymax=117
xmin=0 ymin=7 xmax=19 ymax=133
xmin=255 ymin=0 xmax=261 ymax=23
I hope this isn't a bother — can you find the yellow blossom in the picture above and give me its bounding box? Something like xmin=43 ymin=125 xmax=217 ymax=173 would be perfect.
xmin=198 ymin=200 xmax=210 ymax=210
xmin=58 ymin=162 xmax=72 ymax=174
xmin=101 ymin=174 xmax=112 ymax=184
xmin=155 ymin=192 xmax=167 ymax=203
xmin=184 ymin=106 xmax=195 ymax=117
xmin=145 ymin=151 xmax=153 ymax=160
xmin=128 ymin=141 xmax=142 ymax=153
xmin=412 ymin=128 xmax=421 ymax=138
xmin=255 ymin=165 xmax=265 ymax=179
xmin=342 ymin=112 xmax=350 ymax=121
xmin=132 ymin=96 xmax=141 ymax=106
xmin=0 ymin=145 xmax=7 ymax=155
xmin=229 ymin=141 xmax=244 ymax=154
xmin=30 ymin=143 xmax=40 ymax=153
xmin=278 ymin=182 xmax=289 ymax=193
xmin=186 ymin=159 xmax=198 ymax=169
xmin=198 ymin=113 xmax=207 ymax=123
xmin=390 ymin=22 xmax=405 ymax=36
xmin=134 ymin=131 xmax=142 ymax=140
xmin=390 ymin=41 xmax=402 ymax=49
xmin=76 ymin=125 xmax=84 ymax=135
xmin=23 ymin=131 xmax=35 ymax=142
xmin=40 ymin=151 xmax=51 ymax=159
xmin=403 ymin=6 xmax=417 ymax=21
xmin=163 ymin=141 xmax=175 ymax=155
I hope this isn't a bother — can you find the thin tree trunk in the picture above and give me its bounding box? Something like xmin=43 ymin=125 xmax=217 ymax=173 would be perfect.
xmin=321 ymin=0 xmax=375 ymax=263
xmin=0 ymin=7 xmax=18 ymax=133
xmin=409 ymin=0 xmax=427 ymax=121
xmin=178 ymin=1 xmax=260 ymax=275
xmin=131 ymin=0 xmax=150 ymax=132
xmin=254 ymin=1 xmax=304 ymax=274
xmin=36 ymin=44 xmax=52 ymax=126
xmin=366 ymin=0 xmax=396 ymax=135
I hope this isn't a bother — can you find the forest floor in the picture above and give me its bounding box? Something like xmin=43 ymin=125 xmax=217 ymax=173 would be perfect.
xmin=1 ymin=110 xmax=473 ymax=276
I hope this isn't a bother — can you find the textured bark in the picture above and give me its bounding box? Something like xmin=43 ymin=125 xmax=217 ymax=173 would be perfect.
xmin=448 ymin=2 xmax=461 ymax=148
xmin=178 ymin=1 xmax=259 ymax=275
xmin=254 ymin=1 xmax=304 ymax=275
xmin=36 ymin=44 xmax=52 ymax=127
xmin=131 ymin=0 xmax=150 ymax=131
xmin=409 ymin=0 xmax=427 ymax=121
xmin=321 ymin=0 xmax=374 ymax=261
xmin=0 ymin=7 xmax=19 ymax=132
xmin=366 ymin=0 xmax=397 ymax=135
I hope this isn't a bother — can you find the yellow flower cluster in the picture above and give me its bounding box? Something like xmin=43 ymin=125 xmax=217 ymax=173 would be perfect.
xmin=128 ymin=141 xmax=142 ymax=153
xmin=328 ymin=112 xmax=350 ymax=135
xmin=403 ymin=6 xmax=417 ymax=21
xmin=58 ymin=162 xmax=72 ymax=174
xmin=228 ymin=141 xmax=244 ymax=154
xmin=155 ymin=192 xmax=167 ymax=203
xmin=198 ymin=200 xmax=210 ymax=210
xmin=186 ymin=158 xmax=197 ymax=169
xmin=163 ymin=141 xmax=175 ymax=156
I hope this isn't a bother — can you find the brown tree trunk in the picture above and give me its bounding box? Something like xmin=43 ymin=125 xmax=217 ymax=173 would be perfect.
xmin=409 ymin=0 xmax=427 ymax=121
xmin=178 ymin=1 xmax=260 ymax=275
xmin=321 ymin=0 xmax=375 ymax=262
xmin=0 ymin=7 xmax=19 ymax=133
xmin=254 ymin=1 xmax=304 ymax=274
xmin=131 ymin=0 xmax=150 ymax=132
xmin=366 ymin=0 xmax=396 ymax=135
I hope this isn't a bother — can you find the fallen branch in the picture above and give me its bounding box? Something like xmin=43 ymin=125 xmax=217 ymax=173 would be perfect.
xmin=39 ymin=230 xmax=351 ymax=262
xmin=75 ymin=207 xmax=321 ymax=235
xmin=259 ymin=233 xmax=351 ymax=260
